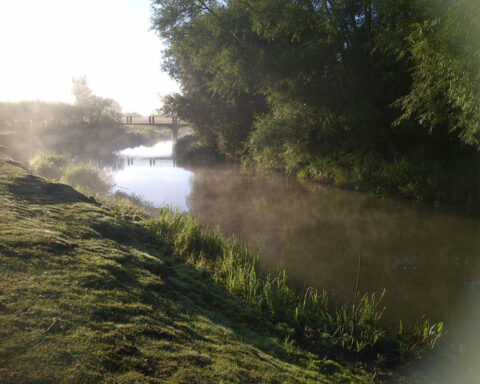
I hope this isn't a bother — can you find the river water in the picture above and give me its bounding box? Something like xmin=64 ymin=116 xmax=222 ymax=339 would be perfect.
xmin=111 ymin=140 xmax=480 ymax=376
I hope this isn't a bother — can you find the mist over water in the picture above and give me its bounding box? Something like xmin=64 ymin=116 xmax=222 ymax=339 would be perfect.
xmin=111 ymin=140 xmax=480 ymax=380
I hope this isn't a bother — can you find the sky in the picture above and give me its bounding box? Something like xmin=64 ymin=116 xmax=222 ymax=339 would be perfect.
xmin=0 ymin=0 xmax=179 ymax=115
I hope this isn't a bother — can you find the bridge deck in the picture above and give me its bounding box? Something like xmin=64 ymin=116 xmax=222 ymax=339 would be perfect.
xmin=119 ymin=117 xmax=188 ymax=125
xmin=119 ymin=122 xmax=189 ymax=128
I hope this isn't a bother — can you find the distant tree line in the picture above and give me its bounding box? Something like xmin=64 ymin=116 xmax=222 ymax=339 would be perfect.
xmin=0 ymin=78 xmax=135 ymax=164
xmin=152 ymin=0 xmax=480 ymax=207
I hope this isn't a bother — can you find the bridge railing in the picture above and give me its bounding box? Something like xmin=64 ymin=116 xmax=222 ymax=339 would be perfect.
xmin=120 ymin=116 xmax=186 ymax=125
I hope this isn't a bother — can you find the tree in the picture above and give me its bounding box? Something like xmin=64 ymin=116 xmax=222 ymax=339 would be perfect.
xmin=71 ymin=76 xmax=122 ymax=122
xmin=152 ymin=0 xmax=480 ymax=205
xmin=72 ymin=76 xmax=93 ymax=105
xmin=393 ymin=0 xmax=480 ymax=148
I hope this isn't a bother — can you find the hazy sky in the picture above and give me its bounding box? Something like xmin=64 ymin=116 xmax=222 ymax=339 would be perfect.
xmin=0 ymin=0 xmax=179 ymax=115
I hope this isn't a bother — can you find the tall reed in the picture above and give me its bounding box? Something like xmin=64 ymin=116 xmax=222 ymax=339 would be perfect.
xmin=145 ymin=208 xmax=443 ymax=355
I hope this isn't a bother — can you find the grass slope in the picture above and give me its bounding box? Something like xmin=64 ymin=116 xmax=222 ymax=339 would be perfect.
xmin=0 ymin=156 xmax=377 ymax=383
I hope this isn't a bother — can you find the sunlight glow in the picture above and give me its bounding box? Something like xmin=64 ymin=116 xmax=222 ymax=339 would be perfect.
xmin=0 ymin=0 xmax=179 ymax=115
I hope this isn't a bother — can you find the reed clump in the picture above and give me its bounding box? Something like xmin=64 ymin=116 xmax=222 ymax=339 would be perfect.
xmin=145 ymin=209 xmax=443 ymax=356
xmin=30 ymin=152 xmax=112 ymax=196
xmin=30 ymin=152 xmax=69 ymax=180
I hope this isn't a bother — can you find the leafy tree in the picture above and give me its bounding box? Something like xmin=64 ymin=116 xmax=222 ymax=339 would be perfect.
xmin=152 ymin=0 xmax=480 ymax=205
xmin=393 ymin=0 xmax=480 ymax=148
xmin=72 ymin=76 xmax=122 ymax=122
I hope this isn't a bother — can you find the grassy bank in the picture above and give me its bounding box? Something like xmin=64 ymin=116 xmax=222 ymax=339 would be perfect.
xmin=0 ymin=155 xmax=441 ymax=382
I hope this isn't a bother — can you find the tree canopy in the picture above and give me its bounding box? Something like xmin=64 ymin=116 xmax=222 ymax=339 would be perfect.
xmin=152 ymin=0 xmax=480 ymax=206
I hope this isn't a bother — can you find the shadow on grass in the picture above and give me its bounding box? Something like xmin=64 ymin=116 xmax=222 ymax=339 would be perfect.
xmin=6 ymin=174 xmax=95 ymax=205
xmin=0 ymin=158 xmax=371 ymax=382
xmin=88 ymin=216 xmax=343 ymax=378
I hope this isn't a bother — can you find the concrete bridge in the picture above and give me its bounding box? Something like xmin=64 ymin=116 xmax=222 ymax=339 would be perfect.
xmin=119 ymin=115 xmax=189 ymax=142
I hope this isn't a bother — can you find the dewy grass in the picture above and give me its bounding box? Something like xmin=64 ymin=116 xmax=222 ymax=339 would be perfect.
xmin=29 ymin=152 xmax=113 ymax=196
xmin=145 ymin=210 xmax=443 ymax=355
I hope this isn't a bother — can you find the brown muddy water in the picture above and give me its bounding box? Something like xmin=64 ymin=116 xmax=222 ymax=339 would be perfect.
xmin=111 ymin=141 xmax=480 ymax=380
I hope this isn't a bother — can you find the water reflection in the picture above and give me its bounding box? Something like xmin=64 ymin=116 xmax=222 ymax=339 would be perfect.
xmin=111 ymin=141 xmax=193 ymax=210
xmin=118 ymin=141 xmax=173 ymax=158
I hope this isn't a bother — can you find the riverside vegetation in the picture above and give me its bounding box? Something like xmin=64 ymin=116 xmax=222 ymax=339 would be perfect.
xmin=155 ymin=0 xmax=480 ymax=209
xmin=0 ymin=151 xmax=444 ymax=383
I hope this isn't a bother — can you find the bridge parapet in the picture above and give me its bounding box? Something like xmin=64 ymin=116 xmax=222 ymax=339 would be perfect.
xmin=121 ymin=116 xmax=186 ymax=126
xmin=119 ymin=115 xmax=188 ymax=142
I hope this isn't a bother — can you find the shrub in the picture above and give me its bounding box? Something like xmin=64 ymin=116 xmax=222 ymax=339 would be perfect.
xmin=61 ymin=164 xmax=111 ymax=195
xmin=248 ymin=101 xmax=314 ymax=174
xmin=30 ymin=153 xmax=69 ymax=180
xmin=174 ymin=134 xmax=222 ymax=164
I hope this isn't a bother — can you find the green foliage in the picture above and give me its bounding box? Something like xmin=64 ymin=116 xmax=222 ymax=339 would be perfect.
xmin=145 ymin=209 xmax=442 ymax=355
xmin=30 ymin=153 xmax=69 ymax=180
xmin=248 ymin=100 xmax=316 ymax=174
xmin=71 ymin=76 xmax=122 ymax=120
xmin=174 ymin=134 xmax=222 ymax=164
xmin=394 ymin=0 xmax=480 ymax=148
xmin=61 ymin=164 xmax=112 ymax=195
xmin=153 ymin=0 xmax=480 ymax=208
xmin=397 ymin=317 xmax=445 ymax=358
xmin=299 ymin=146 xmax=480 ymax=207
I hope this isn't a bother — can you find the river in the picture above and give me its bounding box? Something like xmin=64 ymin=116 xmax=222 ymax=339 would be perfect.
xmin=110 ymin=140 xmax=480 ymax=377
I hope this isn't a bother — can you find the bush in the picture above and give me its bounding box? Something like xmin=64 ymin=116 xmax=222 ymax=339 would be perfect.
xmin=30 ymin=153 xmax=69 ymax=180
xmin=248 ymin=101 xmax=315 ymax=174
xmin=174 ymin=134 xmax=222 ymax=164
xmin=61 ymin=164 xmax=111 ymax=195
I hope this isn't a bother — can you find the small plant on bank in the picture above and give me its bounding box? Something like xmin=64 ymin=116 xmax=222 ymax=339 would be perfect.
xmin=61 ymin=164 xmax=112 ymax=195
xmin=30 ymin=152 xmax=69 ymax=180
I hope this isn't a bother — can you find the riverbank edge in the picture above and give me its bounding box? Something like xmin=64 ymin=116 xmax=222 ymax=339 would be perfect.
xmin=174 ymin=134 xmax=225 ymax=165
xmin=0 ymin=154 xmax=440 ymax=382
xmin=175 ymin=133 xmax=480 ymax=213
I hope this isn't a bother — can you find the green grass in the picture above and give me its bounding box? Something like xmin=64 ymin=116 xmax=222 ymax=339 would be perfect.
xmin=61 ymin=164 xmax=112 ymax=195
xmin=144 ymin=211 xmax=442 ymax=356
xmin=0 ymin=155 xmax=382 ymax=383
xmin=30 ymin=153 xmax=69 ymax=180
xmin=294 ymin=149 xmax=480 ymax=210
xmin=29 ymin=153 xmax=112 ymax=195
